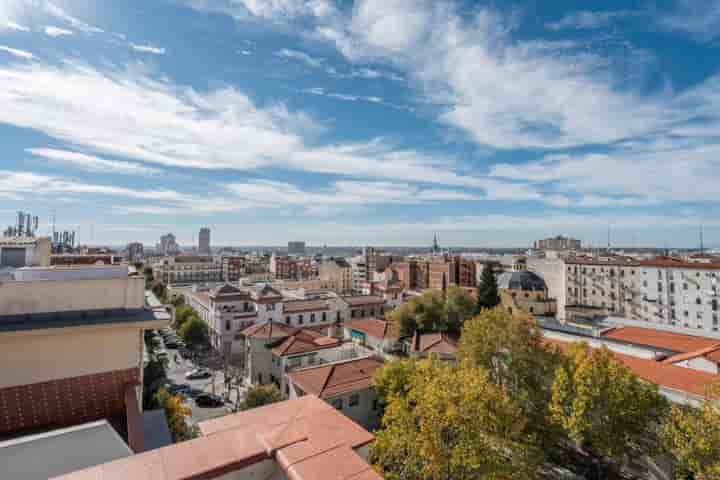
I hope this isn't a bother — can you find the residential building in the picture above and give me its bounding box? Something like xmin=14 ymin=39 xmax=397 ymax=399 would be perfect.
xmin=498 ymin=269 xmax=556 ymax=317
xmin=407 ymin=332 xmax=458 ymax=360
xmin=534 ymin=235 xmax=581 ymax=251
xmin=54 ymin=395 xmax=381 ymax=480
xmin=348 ymin=255 xmax=368 ymax=292
xmin=157 ymin=233 xmax=179 ymax=256
xmin=126 ymin=242 xmax=144 ymax=263
xmin=282 ymin=298 xmax=336 ymax=327
xmin=152 ymin=255 xmax=222 ymax=285
xmin=0 ymin=235 xmax=51 ymax=268
xmin=270 ymin=254 xmax=314 ymax=280
xmin=198 ymin=227 xmax=211 ymax=255
xmin=51 ymin=253 xmax=121 ymax=266
xmin=287 ymin=241 xmax=306 ymax=256
xmin=342 ymin=295 xmax=387 ymax=320
xmin=318 ymin=258 xmax=353 ymax=294
xmin=0 ymin=265 xmax=169 ymax=440
xmin=221 ymin=255 xmax=246 ymax=282
xmin=344 ymin=317 xmax=401 ymax=356
xmin=287 ymin=356 xmax=385 ymax=430
xmin=241 ymin=322 xmax=299 ymax=386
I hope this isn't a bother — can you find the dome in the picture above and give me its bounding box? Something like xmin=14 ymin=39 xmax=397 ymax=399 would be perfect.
xmin=497 ymin=271 xmax=546 ymax=291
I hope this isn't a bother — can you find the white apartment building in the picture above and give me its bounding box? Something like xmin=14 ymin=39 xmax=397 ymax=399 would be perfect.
xmin=152 ymin=255 xmax=222 ymax=285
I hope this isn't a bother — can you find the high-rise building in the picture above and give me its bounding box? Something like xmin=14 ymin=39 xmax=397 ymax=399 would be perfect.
xmin=199 ymin=227 xmax=211 ymax=255
xmin=126 ymin=242 xmax=144 ymax=263
xmin=157 ymin=233 xmax=179 ymax=256
xmin=288 ymin=241 xmax=306 ymax=256
xmin=534 ymin=235 xmax=581 ymax=251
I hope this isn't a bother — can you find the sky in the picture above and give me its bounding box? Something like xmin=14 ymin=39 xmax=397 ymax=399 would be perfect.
xmin=0 ymin=0 xmax=719 ymax=248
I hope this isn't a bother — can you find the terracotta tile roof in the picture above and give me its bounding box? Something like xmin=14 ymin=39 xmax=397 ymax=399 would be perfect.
xmin=601 ymin=326 xmax=719 ymax=353
xmin=640 ymin=256 xmax=720 ymax=270
xmin=272 ymin=329 xmax=341 ymax=356
xmin=542 ymin=338 xmax=719 ymax=398
xmin=54 ymin=396 xmax=379 ymax=480
xmin=344 ymin=318 xmax=399 ymax=341
xmin=282 ymin=299 xmax=329 ymax=314
xmin=411 ymin=332 xmax=458 ymax=355
xmin=288 ymin=356 xmax=384 ymax=399
xmin=342 ymin=295 xmax=386 ymax=307
xmin=240 ymin=321 xmax=297 ymax=339
xmin=662 ymin=344 xmax=720 ymax=365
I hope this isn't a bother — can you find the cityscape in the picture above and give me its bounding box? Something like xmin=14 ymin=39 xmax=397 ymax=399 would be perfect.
xmin=1 ymin=1 xmax=720 ymax=480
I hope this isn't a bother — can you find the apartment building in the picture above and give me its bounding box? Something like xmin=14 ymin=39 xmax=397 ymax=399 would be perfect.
xmin=270 ymin=254 xmax=315 ymax=281
xmin=318 ymin=258 xmax=353 ymax=293
xmin=152 ymin=255 xmax=222 ymax=285
xmin=126 ymin=242 xmax=144 ymax=263
xmin=198 ymin=227 xmax=211 ymax=255
xmin=0 ymin=265 xmax=169 ymax=440
xmin=157 ymin=233 xmax=179 ymax=256
xmin=221 ymin=255 xmax=246 ymax=281
xmin=0 ymin=235 xmax=51 ymax=269
xmin=534 ymin=235 xmax=581 ymax=251
xmin=342 ymin=295 xmax=387 ymax=320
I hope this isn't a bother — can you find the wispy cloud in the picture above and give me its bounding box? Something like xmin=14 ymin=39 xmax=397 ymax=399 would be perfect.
xmin=545 ymin=10 xmax=638 ymax=31
xmin=130 ymin=43 xmax=166 ymax=55
xmin=44 ymin=26 xmax=73 ymax=37
xmin=275 ymin=48 xmax=323 ymax=67
xmin=0 ymin=45 xmax=34 ymax=59
xmin=26 ymin=148 xmax=161 ymax=175
xmin=658 ymin=0 xmax=720 ymax=43
xmin=5 ymin=21 xmax=29 ymax=32
xmin=43 ymin=1 xmax=103 ymax=33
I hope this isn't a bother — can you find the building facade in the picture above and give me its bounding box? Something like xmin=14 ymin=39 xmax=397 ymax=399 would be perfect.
xmin=152 ymin=256 xmax=222 ymax=285
xmin=534 ymin=235 xmax=581 ymax=251
xmin=198 ymin=228 xmax=211 ymax=255
xmin=318 ymin=258 xmax=353 ymax=294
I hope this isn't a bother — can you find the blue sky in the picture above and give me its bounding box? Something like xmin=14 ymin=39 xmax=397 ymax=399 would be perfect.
xmin=0 ymin=0 xmax=719 ymax=247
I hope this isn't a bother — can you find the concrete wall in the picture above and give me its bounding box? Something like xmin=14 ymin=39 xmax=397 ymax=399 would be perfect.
xmin=0 ymin=276 xmax=145 ymax=315
xmin=0 ymin=326 xmax=141 ymax=388
xmin=527 ymin=258 xmax=566 ymax=321
xmin=326 ymin=387 xmax=381 ymax=431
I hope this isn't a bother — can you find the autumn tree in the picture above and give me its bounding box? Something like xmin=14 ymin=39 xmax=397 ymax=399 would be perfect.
xmin=240 ymin=384 xmax=282 ymax=410
xmin=662 ymin=382 xmax=720 ymax=480
xmin=153 ymin=387 xmax=194 ymax=441
xmin=444 ymin=286 xmax=475 ymax=332
xmin=458 ymin=308 xmax=562 ymax=449
xmin=475 ymin=266 xmax=500 ymax=314
xmin=386 ymin=288 xmax=474 ymax=337
xmin=179 ymin=316 xmax=209 ymax=346
xmin=549 ymin=343 xmax=668 ymax=473
xmin=371 ymin=358 xmax=541 ymax=480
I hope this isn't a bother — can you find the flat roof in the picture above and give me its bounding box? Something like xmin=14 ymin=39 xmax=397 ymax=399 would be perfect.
xmin=0 ymin=307 xmax=170 ymax=333
xmin=0 ymin=420 xmax=132 ymax=480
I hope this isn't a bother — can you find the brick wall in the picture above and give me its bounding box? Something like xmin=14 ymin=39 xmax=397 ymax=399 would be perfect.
xmin=0 ymin=367 xmax=138 ymax=436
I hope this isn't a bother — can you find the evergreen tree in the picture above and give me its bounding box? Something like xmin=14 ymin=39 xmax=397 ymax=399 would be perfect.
xmin=475 ymin=266 xmax=500 ymax=314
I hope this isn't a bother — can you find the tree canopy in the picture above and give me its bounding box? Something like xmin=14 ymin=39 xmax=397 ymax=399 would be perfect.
xmin=475 ymin=266 xmax=500 ymax=314
xmin=371 ymin=358 xmax=541 ymax=480
xmin=174 ymin=305 xmax=197 ymax=329
xmin=153 ymin=387 xmax=193 ymax=441
xmin=662 ymin=382 xmax=720 ymax=480
xmin=179 ymin=315 xmax=209 ymax=346
xmin=549 ymin=342 xmax=668 ymax=465
xmin=386 ymin=287 xmax=475 ymax=337
xmin=240 ymin=384 xmax=282 ymax=411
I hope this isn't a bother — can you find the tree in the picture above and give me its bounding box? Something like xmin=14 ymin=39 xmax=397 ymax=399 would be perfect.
xmin=179 ymin=316 xmax=209 ymax=346
xmin=153 ymin=387 xmax=193 ymax=442
xmin=373 ymin=358 xmax=418 ymax=415
xmin=549 ymin=343 xmax=668 ymax=471
xmin=371 ymin=358 xmax=541 ymax=480
xmin=152 ymin=281 xmax=167 ymax=303
xmin=385 ymin=289 xmax=461 ymax=337
xmin=240 ymin=384 xmax=282 ymax=410
xmin=475 ymin=266 xmax=500 ymax=314
xmin=143 ymin=359 xmax=167 ymax=409
xmin=386 ymin=301 xmax=417 ymax=337
xmin=174 ymin=305 xmax=196 ymax=329
xmin=662 ymin=382 xmax=720 ymax=480
xmin=458 ymin=308 xmax=562 ymax=449
xmin=444 ymin=286 xmax=475 ymax=333
xmin=171 ymin=295 xmax=185 ymax=308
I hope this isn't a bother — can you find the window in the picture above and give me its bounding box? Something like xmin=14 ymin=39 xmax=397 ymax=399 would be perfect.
xmin=349 ymin=394 xmax=359 ymax=407
xmin=286 ymin=316 xmax=291 ymax=325
xmin=331 ymin=398 xmax=343 ymax=410
xmin=360 ymin=309 xmax=365 ymax=317
xmin=373 ymin=399 xmax=380 ymax=411
xmin=684 ymin=283 xmax=688 ymax=290
xmin=308 ymin=355 xmax=316 ymax=365
xmin=696 ymin=298 xmax=702 ymax=305
xmin=289 ymin=357 xmax=301 ymax=368
xmin=310 ymin=313 xmax=316 ymax=323
xmin=226 ymin=320 xmax=231 ymax=331
xmin=298 ymin=314 xmax=304 ymax=325
xmin=322 ymin=312 xmax=327 ymax=322
xmin=684 ymin=310 xmax=689 ymax=317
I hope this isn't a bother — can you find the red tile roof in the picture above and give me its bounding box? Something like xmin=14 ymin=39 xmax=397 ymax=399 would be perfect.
xmin=272 ymin=329 xmax=341 ymax=356
xmin=342 ymin=295 xmax=386 ymax=307
xmin=282 ymin=299 xmax=329 ymax=314
xmin=344 ymin=317 xmax=399 ymax=341
xmin=640 ymin=256 xmax=720 ymax=270
xmin=411 ymin=332 xmax=458 ymax=355
xmin=288 ymin=356 xmax=384 ymax=399
xmin=601 ymin=326 xmax=719 ymax=353
xmin=240 ymin=321 xmax=297 ymax=339
xmin=662 ymin=345 xmax=720 ymax=365
xmin=543 ymin=338 xmax=718 ymax=398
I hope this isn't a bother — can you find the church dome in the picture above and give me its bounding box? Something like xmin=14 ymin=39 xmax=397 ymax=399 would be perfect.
xmin=497 ymin=271 xmax=546 ymax=291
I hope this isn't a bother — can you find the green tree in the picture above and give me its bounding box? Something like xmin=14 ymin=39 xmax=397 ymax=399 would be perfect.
xmin=373 ymin=358 xmax=417 ymax=414
xmin=174 ymin=305 xmax=196 ymax=329
xmin=143 ymin=359 xmax=167 ymax=409
xmin=371 ymin=358 xmax=540 ymax=480
xmin=549 ymin=343 xmax=668 ymax=471
xmin=386 ymin=290 xmax=453 ymax=337
xmin=386 ymin=301 xmax=417 ymax=337
xmin=444 ymin=286 xmax=475 ymax=332
xmin=458 ymin=308 xmax=562 ymax=449
xmin=153 ymin=387 xmax=194 ymax=442
xmin=662 ymin=382 xmax=720 ymax=480
xmin=170 ymin=295 xmax=185 ymax=308
xmin=152 ymin=282 xmax=167 ymax=303
xmin=179 ymin=316 xmax=209 ymax=346
xmin=475 ymin=266 xmax=500 ymax=314
xmin=240 ymin=384 xmax=282 ymax=410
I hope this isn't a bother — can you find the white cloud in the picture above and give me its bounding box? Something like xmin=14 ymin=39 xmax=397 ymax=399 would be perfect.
xmin=545 ymin=10 xmax=637 ymax=31
xmin=44 ymin=25 xmax=73 ymax=37
xmin=275 ymin=48 xmax=323 ymax=67
xmin=0 ymin=45 xmax=34 ymax=59
xmin=5 ymin=21 xmax=29 ymax=32
xmin=26 ymin=148 xmax=161 ymax=175
xmin=130 ymin=43 xmax=166 ymax=55
xmin=659 ymin=0 xmax=720 ymax=42
xmin=239 ymin=49 xmax=252 ymax=55
xmin=43 ymin=1 xmax=103 ymax=33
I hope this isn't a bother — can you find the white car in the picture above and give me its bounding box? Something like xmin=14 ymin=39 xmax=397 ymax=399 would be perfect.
xmin=185 ymin=369 xmax=212 ymax=380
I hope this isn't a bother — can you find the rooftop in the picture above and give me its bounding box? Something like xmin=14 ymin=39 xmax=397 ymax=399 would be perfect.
xmin=601 ymin=326 xmax=720 ymax=354
xmin=282 ymin=299 xmax=329 ymax=313
xmin=0 ymin=307 xmax=169 ymax=333
xmin=410 ymin=331 xmax=458 ymax=356
xmin=342 ymin=295 xmax=386 ymax=307
xmin=272 ymin=329 xmax=341 ymax=356
xmin=497 ymin=270 xmax=547 ymax=291
xmin=565 ymin=256 xmax=640 ymax=267
xmin=344 ymin=317 xmax=399 ymax=341
xmin=240 ymin=321 xmax=297 ymax=339
xmin=288 ymin=356 xmax=384 ymax=399
xmin=640 ymin=256 xmax=720 ymax=270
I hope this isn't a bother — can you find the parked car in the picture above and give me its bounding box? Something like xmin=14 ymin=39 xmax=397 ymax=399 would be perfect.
xmin=195 ymin=393 xmax=224 ymax=407
xmin=185 ymin=368 xmax=212 ymax=380
xmin=166 ymin=383 xmax=190 ymax=395
xmin=165 ymin=340 xmax=179 ymax=349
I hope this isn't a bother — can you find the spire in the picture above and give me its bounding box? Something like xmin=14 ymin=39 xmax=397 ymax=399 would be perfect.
xmin=432 ymin=233 xmax=440 ymax=254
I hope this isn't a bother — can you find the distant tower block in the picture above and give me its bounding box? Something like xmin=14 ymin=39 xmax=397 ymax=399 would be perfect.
xmin=199 ymin=227 xmax=211 ymax=255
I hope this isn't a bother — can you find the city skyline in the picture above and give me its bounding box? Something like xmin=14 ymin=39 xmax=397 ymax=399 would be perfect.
xmin=1 ymin=0 xmax=720 ymax=246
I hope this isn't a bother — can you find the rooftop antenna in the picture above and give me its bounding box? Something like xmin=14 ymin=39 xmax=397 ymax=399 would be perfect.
xmin=700 ymin=224 xmax=705 ymax=254
xmin=607 ymin=224 xmax=611 ymax=251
